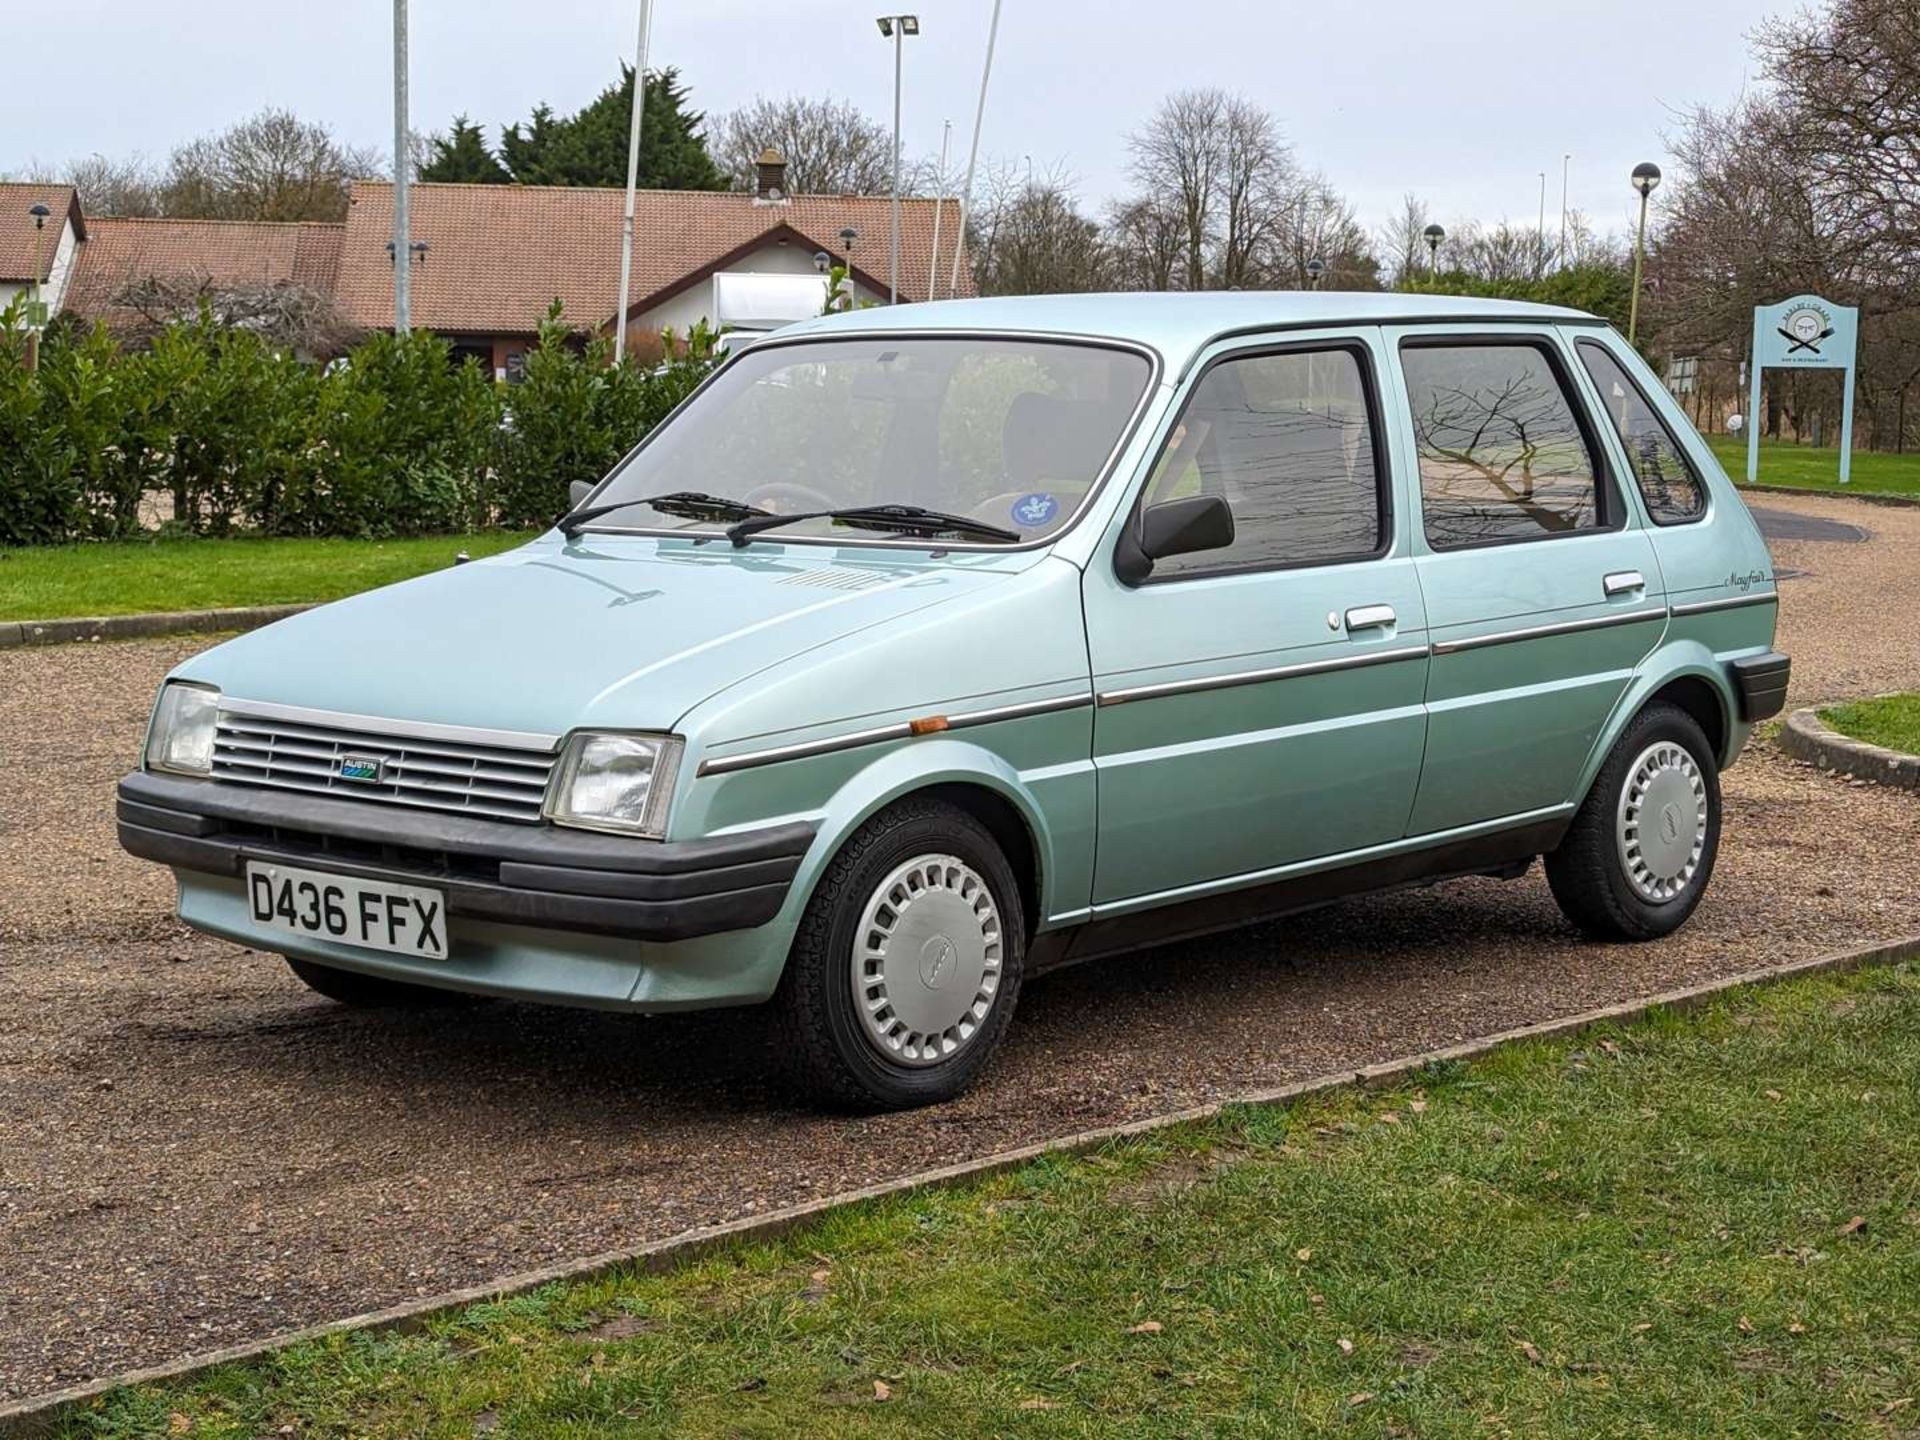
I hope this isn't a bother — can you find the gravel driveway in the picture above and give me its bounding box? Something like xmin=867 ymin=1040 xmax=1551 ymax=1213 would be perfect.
xmin=4 ymin=489 xmax=1919 ymax=1402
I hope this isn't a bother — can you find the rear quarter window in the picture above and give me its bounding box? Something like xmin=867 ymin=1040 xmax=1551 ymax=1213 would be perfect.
xmin=1575 ymin=340 xmax=1708 ymax=525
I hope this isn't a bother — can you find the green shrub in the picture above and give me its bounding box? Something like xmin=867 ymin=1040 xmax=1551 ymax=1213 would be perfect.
xmin=0 ymin=305 xmax=715 ymax=546
xmin=492 ymin=305 xmax=717 ymax=529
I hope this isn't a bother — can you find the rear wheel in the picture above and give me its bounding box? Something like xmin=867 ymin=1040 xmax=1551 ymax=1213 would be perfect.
xmin=775 ymin=797 xmax=1025 ymax=1110
xmin=1546 ymin=702 xmax=1721 ymax=941
xmin=284 ymin=956 xmax=477 ymax=1008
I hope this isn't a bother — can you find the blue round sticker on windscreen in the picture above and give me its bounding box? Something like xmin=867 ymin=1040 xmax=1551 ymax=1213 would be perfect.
xmin=1011 ymin=493 xmax=1059 ymax=527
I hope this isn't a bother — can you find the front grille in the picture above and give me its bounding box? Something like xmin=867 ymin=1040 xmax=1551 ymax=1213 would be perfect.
xmin=211 ymin=712 xmax=557 ymax=823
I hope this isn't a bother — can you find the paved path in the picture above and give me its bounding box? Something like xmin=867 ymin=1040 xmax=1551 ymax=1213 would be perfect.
xmin=1749 ymin=503 xmax=1870 ymax=544
xmin=3 ymin=489 xmax=1919 ymax=1402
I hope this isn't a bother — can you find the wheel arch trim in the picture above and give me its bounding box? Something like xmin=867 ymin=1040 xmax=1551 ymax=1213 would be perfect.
xmin=1577 ymin=641 xmax=1744 ymax=799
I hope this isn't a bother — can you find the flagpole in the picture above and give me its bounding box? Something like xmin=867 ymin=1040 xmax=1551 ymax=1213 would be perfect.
xmin=614 ymin=0 xmax=654 ymax=363
xmin=927 ymin=119 xmax=951 ymax=299
xmin=948 ymin=0 xmax=1002 ymax=297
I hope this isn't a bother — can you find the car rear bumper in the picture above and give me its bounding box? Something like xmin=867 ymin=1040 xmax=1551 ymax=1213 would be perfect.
xmin=1729 ymin=652 xmax=1791 ymax=722
xmin=117 ymin=769 xmax=815 ymax=943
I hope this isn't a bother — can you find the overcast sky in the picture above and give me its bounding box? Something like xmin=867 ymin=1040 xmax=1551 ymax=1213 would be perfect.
xmin=10 ymin=0 xmax=1771 ymax=238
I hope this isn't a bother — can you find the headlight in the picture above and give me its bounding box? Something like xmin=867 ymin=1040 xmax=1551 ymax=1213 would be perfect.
xmin=545 ymin=731 xmax=683 ymax=837
xmin=145 ymin=681 xmax=221 ymax=776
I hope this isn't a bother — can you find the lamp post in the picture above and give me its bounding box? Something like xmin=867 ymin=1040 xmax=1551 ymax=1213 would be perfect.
xmin=875 ymin=14 xmax=919 ymax=305
xmin=25 ymin=202 xmax=51 ymax=372
xmin=1627 ymin=161 xmax=1661 ymax=345
xmin=1305 ymin=257 xmax=1326 ymax=290
xmin=1422 ymin=223 xmax=1445 ymax=281
xmin=392 ymin=0 xmax=411 ymax=335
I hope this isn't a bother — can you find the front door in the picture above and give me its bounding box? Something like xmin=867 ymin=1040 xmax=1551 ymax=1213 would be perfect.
xmin=1385 ymin=328 xmax=1666 ymax=835
xmin=1083 ymin=334 xmax=1430 ymax=907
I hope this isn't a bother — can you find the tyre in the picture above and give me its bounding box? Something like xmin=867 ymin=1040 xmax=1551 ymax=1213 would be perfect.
xmin=284 ymin=956 xmax=478 ymax=1008
xmin=1546 ymin=702 xmax=1722 ymax=941
xmin=774 ymin=797 xmax=1026 ymax=1110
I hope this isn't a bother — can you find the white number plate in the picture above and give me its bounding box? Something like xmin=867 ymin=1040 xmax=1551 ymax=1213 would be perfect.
xmin=245 ymin=862 xmax=448 ymax=960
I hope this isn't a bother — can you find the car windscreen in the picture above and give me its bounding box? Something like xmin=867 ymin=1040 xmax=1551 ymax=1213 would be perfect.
xmin=590 ymin=335 xmax=1153 ymax=543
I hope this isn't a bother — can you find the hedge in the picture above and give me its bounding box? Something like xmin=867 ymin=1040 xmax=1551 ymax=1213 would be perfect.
xmin=0 ymin=299 xmax=717 ymax=547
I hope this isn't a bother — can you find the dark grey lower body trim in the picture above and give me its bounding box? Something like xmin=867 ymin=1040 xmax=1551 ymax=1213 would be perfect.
xmin=1028 ymin=815 xmax=1568 ymax=973
xmin=117 ymin=771 xmax=814 ymax=942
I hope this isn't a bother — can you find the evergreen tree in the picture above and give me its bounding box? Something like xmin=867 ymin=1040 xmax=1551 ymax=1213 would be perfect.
xmin=498 ymin=66 xmax=726 ymax=191
xmin=418 ymin=116 xmax=509 ymax=184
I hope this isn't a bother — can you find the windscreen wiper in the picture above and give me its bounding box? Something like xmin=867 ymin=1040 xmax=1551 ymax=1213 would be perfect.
xmin=559 ymin=491 xmax=769 ymax=539
xmin=727 ymin=504 xmax=1021 ymax=548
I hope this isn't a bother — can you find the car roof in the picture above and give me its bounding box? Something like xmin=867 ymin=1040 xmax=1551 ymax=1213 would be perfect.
xmin=779 ymin=290 xmax=1606 ymax=369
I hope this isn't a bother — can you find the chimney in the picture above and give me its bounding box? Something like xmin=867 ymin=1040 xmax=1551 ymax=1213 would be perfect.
xmin=753 ymin=148 xmax=790 ymax=205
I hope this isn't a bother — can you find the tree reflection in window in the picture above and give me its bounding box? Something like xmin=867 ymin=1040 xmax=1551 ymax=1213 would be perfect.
xmin=1402 ymin=344 xmax=1601 ymax=548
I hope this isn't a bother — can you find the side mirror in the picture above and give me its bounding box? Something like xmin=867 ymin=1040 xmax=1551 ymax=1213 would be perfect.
xmin=1114 ymin=494 xmax=1235 ymax=585
xmin=569 ymin=480 xmax=596 ymax=509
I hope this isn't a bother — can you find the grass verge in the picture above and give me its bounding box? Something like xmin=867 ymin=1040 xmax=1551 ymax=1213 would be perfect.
xmin=1707 ymin=435 xmax=1920 ymax=498
xmin=57 ymin=960 xmax=1920 ymax=1438
xmin=0 ymin=532 xmax=538 ymax=621
xmin=1821 ymin=692 xmax=1920 ymax=757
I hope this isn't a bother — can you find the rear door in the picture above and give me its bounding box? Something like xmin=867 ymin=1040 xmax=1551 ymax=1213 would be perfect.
xmin=1083 ymin=331 xmax=1430 ymax=906
xmin=1385 ymin=326 xmax=1665 ymax=835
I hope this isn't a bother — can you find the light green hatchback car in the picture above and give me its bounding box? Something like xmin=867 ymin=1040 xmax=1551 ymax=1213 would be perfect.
xmin=120 ymin=293 xmax=1789 ymax=1109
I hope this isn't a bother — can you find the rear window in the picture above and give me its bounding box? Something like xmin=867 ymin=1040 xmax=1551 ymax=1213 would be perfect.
xmin=1576 ymin=340 xmax=1707 ymax=525
xmin=1401 ymin=341 xmax=1607 ymax=549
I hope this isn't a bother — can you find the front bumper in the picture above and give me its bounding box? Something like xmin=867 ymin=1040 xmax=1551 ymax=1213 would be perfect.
xmin=117 ymin=770 xmax=815 ymax=943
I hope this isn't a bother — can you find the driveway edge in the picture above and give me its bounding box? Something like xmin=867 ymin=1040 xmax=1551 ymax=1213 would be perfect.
xmin=1780 ymin=705 xmax=1920 ymax=791
xmin=0 ymin=604 xmax=311 ymax=649
xmin=1737 ymin=482 xmax=1920 ymax=507
xmin=5 ymin=931 xmax=1918 ymax=1436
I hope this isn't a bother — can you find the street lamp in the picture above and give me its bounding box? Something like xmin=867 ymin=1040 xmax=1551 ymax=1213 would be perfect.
xmin=1627 ymin=161 xmax=1661 ymax=345
xmin=1422 ymin=223 xmax=1445 ymax=279
xmin=875 ymin=14 xmax=919 ymax=305
xmin=1305 ymin=257 xmax=1326 ymax=290
xmin=25 ymin=202 xmax=51 ymax=373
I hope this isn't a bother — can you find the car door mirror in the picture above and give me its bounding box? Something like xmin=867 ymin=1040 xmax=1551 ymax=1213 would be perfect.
xmin=569 ymin=480 xmax=595 ymax=508
xmin=1115 ymin=495 xmax=1235 ymax=585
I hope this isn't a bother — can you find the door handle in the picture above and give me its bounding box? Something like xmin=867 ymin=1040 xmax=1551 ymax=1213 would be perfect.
xmin=1344 ymin=604 xmax=1397 ymax=632
xmin=1603 ymin=571 xmax=1646 ymax=597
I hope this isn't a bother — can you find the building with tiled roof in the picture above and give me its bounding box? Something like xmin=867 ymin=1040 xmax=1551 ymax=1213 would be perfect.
xmin=35 ymin=154 xmax=972 ymax=374
xmin=63 ymin=216 xmax=345 ymax=337
xmin=0 ymin=183 xmax=85 ymax=317
xmin=336 ymin=160 xmax=971 ymax=375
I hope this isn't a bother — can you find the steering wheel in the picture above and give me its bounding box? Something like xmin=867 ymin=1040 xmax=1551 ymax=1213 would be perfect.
xmin=743 ymin=481 xmax=838 ymax=515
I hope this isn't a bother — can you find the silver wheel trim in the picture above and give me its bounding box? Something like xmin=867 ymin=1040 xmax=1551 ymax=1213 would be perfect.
xmin=1616 ymin=740 xmax=1709 ymax=904
xmin=851 ymin=853 xmax=1004 ymax=1068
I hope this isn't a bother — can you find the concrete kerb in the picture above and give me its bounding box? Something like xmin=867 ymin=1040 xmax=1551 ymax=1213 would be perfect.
xmin=3 ymin=930 xmax=1917 ymax=1436
xmin=1736 ymin=482 xmax=1920 ymax=508
xmin=1780 ymin=705 xmax=1920 ymax=791
xmin=0 ymin=605 xmax=311 ymax=650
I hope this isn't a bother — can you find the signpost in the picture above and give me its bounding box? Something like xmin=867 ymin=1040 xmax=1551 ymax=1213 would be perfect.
xmin=1746 ymin=293 xmax=1858 ymax=485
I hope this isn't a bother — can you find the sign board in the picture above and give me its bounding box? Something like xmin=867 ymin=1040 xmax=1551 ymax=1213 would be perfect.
xmin=1667 ymin=355 xmax=1699 ymax=397
xmin=1746 ymin=294 xmax=1858 ymax=484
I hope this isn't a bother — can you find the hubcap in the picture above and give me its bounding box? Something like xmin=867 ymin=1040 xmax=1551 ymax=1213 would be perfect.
xmin=1616 ymin=740 xmax=1708 ymax=903
xmin=851 ymin=854 xmax=1003 ymax=1067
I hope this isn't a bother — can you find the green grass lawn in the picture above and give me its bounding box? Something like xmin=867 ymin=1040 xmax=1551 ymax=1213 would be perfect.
xmin=1821 ymin=693 xmax=1920 ymax=756
xmin=1706 ymin=435 xmax=1920 ymax=497
xmin=0 ymin=532 xmax=538 ymax=621
xmin=63 ymin=960 xmax=1920 ymax=1438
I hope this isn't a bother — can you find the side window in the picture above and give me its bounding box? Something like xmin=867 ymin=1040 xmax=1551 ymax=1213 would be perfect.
xmin=1401 ymin=341 xmax=1606 ymax=549
xmin=1576 ymin=340 xmax=1707 ymax=525
xmin=1139 ymin=346 xmax=1385 ymax=578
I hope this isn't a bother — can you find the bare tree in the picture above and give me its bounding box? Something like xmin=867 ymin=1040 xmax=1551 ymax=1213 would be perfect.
xmin=970 ymin=167 xmax=1109 ymax=296
xmin=1275 ymin=176 xmax=1378 ymax=289
xmin=62 ymin=153 xmax=163 ymax=217
xmin=711 ymin=95 xmax=896 ymax=195
xmin=102 ymin=274 xmax=358 ymax=354
xmin=1126 ymin=88 xmax=1227 ymax=290
xmin=160 ymin=109 xmax=384 ymax=222
xmin=1104 ymin=195 xmax=1186 ymax=292
xmin=1376 ymin=194 xmax=1433 ymax=288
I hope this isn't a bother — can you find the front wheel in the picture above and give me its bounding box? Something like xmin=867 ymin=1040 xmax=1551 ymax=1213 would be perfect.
xmin=1545 ymin=702 xmax=1722 ymax=941
xmin=774 ymin=797 xmax=1026 ymax=1110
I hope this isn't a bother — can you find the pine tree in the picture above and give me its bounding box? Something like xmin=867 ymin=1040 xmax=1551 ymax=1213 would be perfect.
xmin=418 ymin=116 xmax=509 ymax=184
xmin=498 ymin=66 xmax=726 ymax=191
xmin=420 ymin=117 xmax=510 ymax=186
